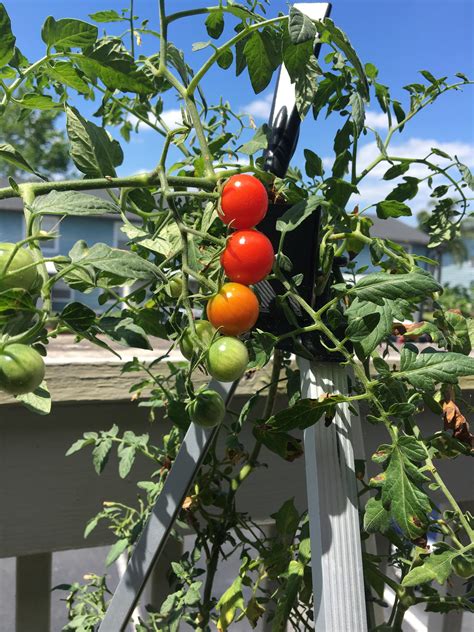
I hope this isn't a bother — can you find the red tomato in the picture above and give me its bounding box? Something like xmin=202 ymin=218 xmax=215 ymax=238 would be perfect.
xmin=219 ymin=174 xmax=268 ymax=229
xmin=221 ymin=230 xmax=274 ymax=285
xmin=206 ymin=282 xmax=259 ymax=336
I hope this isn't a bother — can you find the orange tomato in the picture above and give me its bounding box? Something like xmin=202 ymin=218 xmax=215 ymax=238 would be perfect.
xmin=206 ymin=282 xmax=259 ymax=336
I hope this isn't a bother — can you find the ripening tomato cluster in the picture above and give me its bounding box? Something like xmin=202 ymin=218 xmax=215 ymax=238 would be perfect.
xmin=206 ymin=174 xmax=274 ymax=337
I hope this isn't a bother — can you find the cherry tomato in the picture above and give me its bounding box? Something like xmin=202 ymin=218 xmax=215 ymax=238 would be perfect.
xmin=0 ymin=344 xmax=45 ymax=395
xmin=188 ymin=388 xmax=226 ymax=427
xmin=0 ymin=242 xmax=39 ymax=292
xmin=179 ymin=320 xmax=217 ymax=360
xmin=219 ymin=174 xmax=268 ymax=229
xmin=207 ymin=337 xmax=249 ymax=382
xmin=206 ymin=282 xmax=259 ymax=336
xmin=221 ymin=229 xmax=274 ymax=285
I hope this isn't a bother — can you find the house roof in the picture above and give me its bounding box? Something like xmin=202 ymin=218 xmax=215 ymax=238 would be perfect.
xmin=0 ymin=178 xmax=429 ymax=245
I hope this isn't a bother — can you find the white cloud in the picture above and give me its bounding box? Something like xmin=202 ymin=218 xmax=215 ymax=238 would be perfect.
xmin=322 ymin=137 xmax=474 ymax=221
xmin=240 ymin=93 xmax=273 ymax=120
xmin=128 ymin=108 xmax=184 ymax=132
xmin=364 ymin=110 xmax=388 ymax=130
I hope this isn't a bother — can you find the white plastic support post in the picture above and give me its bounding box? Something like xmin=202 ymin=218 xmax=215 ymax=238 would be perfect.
xmin=299 ymin=358 xmax=368 ymax=632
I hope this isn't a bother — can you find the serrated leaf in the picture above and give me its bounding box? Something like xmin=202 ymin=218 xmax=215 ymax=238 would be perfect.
xmin=0 ymin=143 xmax=42 ymax=177
xmin=402 ymin=548 xmax=457 ymax=586
xmin=66 ymin=105 xmax=123 ymax=178
xmin=272 ymin=560 xmax=305 ymax=631
xmin=457 ymin=160 xmax=474 ymax=191
xmin=15 ymin=381 xmax=51 ymax=415
xmin=92 ymin=438 xmax=112 ymax=474
xmin=41 ymin=17 xmax=98 ymax=50
xmin=243 ymin=31 xmax=274 ymax=93
xmin=376 ymin=199 xmax=411 ymax=219
xmin=397 ymin=346 xmax=474 ymax=391
xmin=364 ymin=496 xmax=390 ymax=534
xmin=350 ymin=91 xmax=365 ymax=135
xmin=106 ymin=538 xmax=129 ymax=566
xmin=345 ymin=298 xmax=393 ymax=356
xmin=117 ymin=444 xmax=136 ymax=478
xmin=32 ymin=190 xmax=120 ymax=216
xmin=205 ymin=10 xmax=224 ymax=39
xmin=99 ymin=317 xmax=151 ymax=350
xmin=0 ymin=4 xmax=16 ymax=67
xmin=239 ymin=124 xmax=269 ymax=155
xmin=288 ymin=7 xmax=316 ymax=44
xmin=216 ymin=577 xmax=244 ymax=632
xmin=45 ymin=60 xmax=92 ymax=95
xmin=79 ymin=242 xmax=164 ymax=281
xmin=75 ymin=39 xmax=154 ymax=95
xmin=276 ymin=195 xmax=323 ymax=233
xmin=383 ymin=162 xmax=410 ymax=181
xmin=349 ymin=270 xmax=441 ymax=305
xmin=268 ymin=395 xmax=348 ymax=432
xmin=304 ymin=149 xmax=323 ymax=178
xmin=89 ymin=10 xmax=126 ymax=23
xmin=83 ymin=515 xmax=100 ymax=538
xmin=16 ymin=93 xmax=60 ymax=110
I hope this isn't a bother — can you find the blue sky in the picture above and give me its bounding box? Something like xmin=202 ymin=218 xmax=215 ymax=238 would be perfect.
xmin=4 ymin=1 xmax=474 ymax=222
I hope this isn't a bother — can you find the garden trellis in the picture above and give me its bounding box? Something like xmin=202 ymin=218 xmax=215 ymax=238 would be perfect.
xmin=99 ymin=4 xmax=367 ymax=632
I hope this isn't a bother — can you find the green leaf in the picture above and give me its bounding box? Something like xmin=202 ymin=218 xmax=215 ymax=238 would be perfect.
xmin=32 ymin=190 xmax=120 ymax=217
xmin=268 ymin=396 xmax=349 ymax=432
xmin=0 ymin=143 xmax=42 ymax=177
xmin=304 ymin=149 xmax=323 ymax=178
xmin=252 ymin=426 xmax=303 ymax=461
xmin=83 ymin=515 xmax=100 ymax=538
xmin=105 ymin=538 xmax=129 ymax=566
xmin=288 ymin=7 xmax=316 ymax=44
xmin=66 ymin=105 xmax=123 ymax=178
xmin=380 ymin=438 xmax=431 ymax=538
xmin=15 ymin=381 xmax=51 ymax=415
xmin=92 ymin=438 xmax=113 ymax=474
xmin=386 ymin=177 xmax=419 ymax=203
xmin=364 ymin=496 xmax=390 ymax=534
xmin=294 ymin=53 xmax=321 ymax=118
xmin=117 ymin=444 xmax=136 ymax=478
xmin=99 ymin=317 xmax=151 ymax=350
xmin=350 ymin=92 xmax=365 ymax=135
xmin=89 ymin=10 xmax=126 ymax=23
xmin=243 ymin=31 xmax=274 ymax=93
xmin=345 ymin=298 xmax=394 ymax=356
xmin=0 ymin=4 xmax=16 ymax=67
xmin=383 ymin=162 xmax=410 ymax=180
xmin=217 ymin=49 xmax=233 ymax=70
xmin=121 ymin=222 xmax=182 ymax=259
xmin=239 ymin=124 xmax=269 ymax=155
xmin=402 ymin=548 xmax=457 ymax=587
xmin=272 ymin=499 xmax=300 ymax=545
xmin=60 ymin=302 xmax=96 ymax=333
xmin=272 ymin=560 xmax=305 ymax=631
xmin=75 ymin=39 xmax=154 ymax=95
xmin=205 ymin=10 xmax=224 ymax=39
xmin=79 ymin=243 xmax=164 ymax=282
xmin=457 ymin=160 xmax=474 ymax=191
xmin=376 ymin=199 xmax=411 ymax=219
xmin=45 ymin=60 xmax=92 ymax=95
xmin=41 ymin=17 xmax=98 ymax=50
xmin=184 ymin=581 xmax=202 ymax=606
xmin=397 ymin=346 xmax=474 ymax=391
xmin=16 ymin=93 xmax=60 ymax=110
xmin=66 ymin=435 xmax=97 ymax=456
xmin=276 ymin=195 xmax=323 ymax=233
xmin=216 ymin=577 xmax=244 ymax=632
xmin=349 ymin=270 xmax=441 ymax=305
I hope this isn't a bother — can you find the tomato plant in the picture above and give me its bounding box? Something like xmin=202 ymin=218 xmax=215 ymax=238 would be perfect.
xmin=0 ymin=344 xmax=45 ymax=395
xmin=0 ymin=1 xmax=472 ymax=630
xmin=221 ymin=229 xmax=274 ymax=285
xmin=219 ymin=174 xmax=268 ymax=229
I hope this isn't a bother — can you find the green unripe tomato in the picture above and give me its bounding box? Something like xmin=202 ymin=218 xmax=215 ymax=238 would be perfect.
xmin=167 ymin=276 xmax=183 ymax=299
xmin=207 ymin=336 xmax=249 ymax=382
xmin=180 ymin=320 xmax=216 ymax=360
xmin=452 ymin=555 xmax=474 ymax=579
xmin=0 ymin=344 xmax=45 ymax=395
xmin=0 ymin=243 xmax=39 ymax=292
xmin=188 ymin=389 xmax=226 ymax=427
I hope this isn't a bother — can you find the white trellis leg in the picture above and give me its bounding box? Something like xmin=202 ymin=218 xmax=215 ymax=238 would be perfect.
xmin=299 ymin=358 xmax=368 ymax=632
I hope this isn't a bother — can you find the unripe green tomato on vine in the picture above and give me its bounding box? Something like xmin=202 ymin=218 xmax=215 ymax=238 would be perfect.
xmin=207 ymin=336 xmax=249 ymax=382
xmin=180 ymin=320 xmax=216 ymax=360
xmin=167 ymin=276 xmax=183 ymax=299
xmin=452 ymin=554 xmax=474 ymax=579
xmin=0 ymin=344 xmax=45 ymax=395
xmin=0 ymin=243 xmax=40 ymax=292
xmin=188 ymin=388 xmax=226 ymax=427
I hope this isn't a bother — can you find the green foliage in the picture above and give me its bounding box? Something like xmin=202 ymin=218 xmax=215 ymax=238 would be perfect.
xmin=0 ymin=1 xmax=472 ymax=629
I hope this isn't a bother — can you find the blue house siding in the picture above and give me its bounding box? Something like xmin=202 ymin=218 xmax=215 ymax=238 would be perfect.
xmin=0 ymin=211 xmax=23 ymax=242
